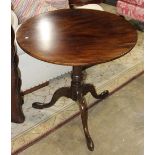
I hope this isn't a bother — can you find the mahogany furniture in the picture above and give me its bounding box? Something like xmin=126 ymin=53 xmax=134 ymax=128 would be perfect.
xmin=11 ymin=26 xmax=25 ymax=123
xmin=11 ymin=1 xmax=104 ymax=124
xmin=16 ymin=9 xmax=137 ymax=151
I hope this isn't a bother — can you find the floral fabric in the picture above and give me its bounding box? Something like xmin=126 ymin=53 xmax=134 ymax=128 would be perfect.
xmin=122 ymin=0 xmax=144 ymax=7
xmin=117 ymin=0 xmax=144 ymax=22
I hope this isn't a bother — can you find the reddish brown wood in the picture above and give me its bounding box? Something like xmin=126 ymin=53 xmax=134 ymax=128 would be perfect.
xmin=11 ymin=26 xmax=25 ymax=123
xmin=32 ymin=67 xmax=109 ymax=109
xmin=12 ymin=72 xmax=143 ymax=155
xmin=16 ymin=9 xmax=137 ymax=150
xmin=16 ymin=9 xmax=137 ymax=66
xmin=32 ymin=66 xmax=109 ymax=151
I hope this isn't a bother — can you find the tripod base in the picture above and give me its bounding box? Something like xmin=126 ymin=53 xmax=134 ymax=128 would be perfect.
xmin=32 ymin=66 xmax=109 ymax=151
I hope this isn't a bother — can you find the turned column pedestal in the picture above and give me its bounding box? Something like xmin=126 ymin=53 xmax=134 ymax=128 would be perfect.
xmin=33 ymin=66 xmax=109 ymax=151
xmin=16 ymin=9 xmax=137 ymax=151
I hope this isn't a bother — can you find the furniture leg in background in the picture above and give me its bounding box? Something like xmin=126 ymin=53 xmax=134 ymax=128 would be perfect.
xmin=11 ymin=26 xmax=25 ymax=123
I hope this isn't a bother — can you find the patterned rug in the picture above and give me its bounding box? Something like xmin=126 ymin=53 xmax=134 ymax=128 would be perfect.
xmin=11 ymin=4 xmax=144 ymax=154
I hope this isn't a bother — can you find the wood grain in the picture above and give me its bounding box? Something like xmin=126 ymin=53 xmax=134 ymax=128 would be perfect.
xmin=16 ymin=9 xmax=137 ymax=66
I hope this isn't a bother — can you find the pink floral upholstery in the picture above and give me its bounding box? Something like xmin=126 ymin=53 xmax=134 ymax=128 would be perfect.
xmin=117 ymin=0 xmax=144 ymax=22
xmin=11 ymin=0 xmax=69 ymax=23
xmin=121 ymin=0 xmax=144 ymax=7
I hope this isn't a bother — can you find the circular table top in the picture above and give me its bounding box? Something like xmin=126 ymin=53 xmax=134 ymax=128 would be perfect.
xmin=16 ymin=9 xmax=137 ymax=66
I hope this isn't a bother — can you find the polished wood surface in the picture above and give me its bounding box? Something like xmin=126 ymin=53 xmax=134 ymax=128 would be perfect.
xmin=32 ymin=66 xmax=109 ymax=151
xmin=16 ymin=9 xmax=137 ymax=150
xmin=16 ymin=9 xmax=137 ymax=66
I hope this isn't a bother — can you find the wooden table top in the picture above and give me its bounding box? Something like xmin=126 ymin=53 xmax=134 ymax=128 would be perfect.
xmin=16 ymin=9 xmax=137 ymax=66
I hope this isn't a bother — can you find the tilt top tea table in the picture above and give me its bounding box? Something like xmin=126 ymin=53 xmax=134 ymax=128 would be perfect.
xmin=16 ymin=9 xmax=137 ymax=151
